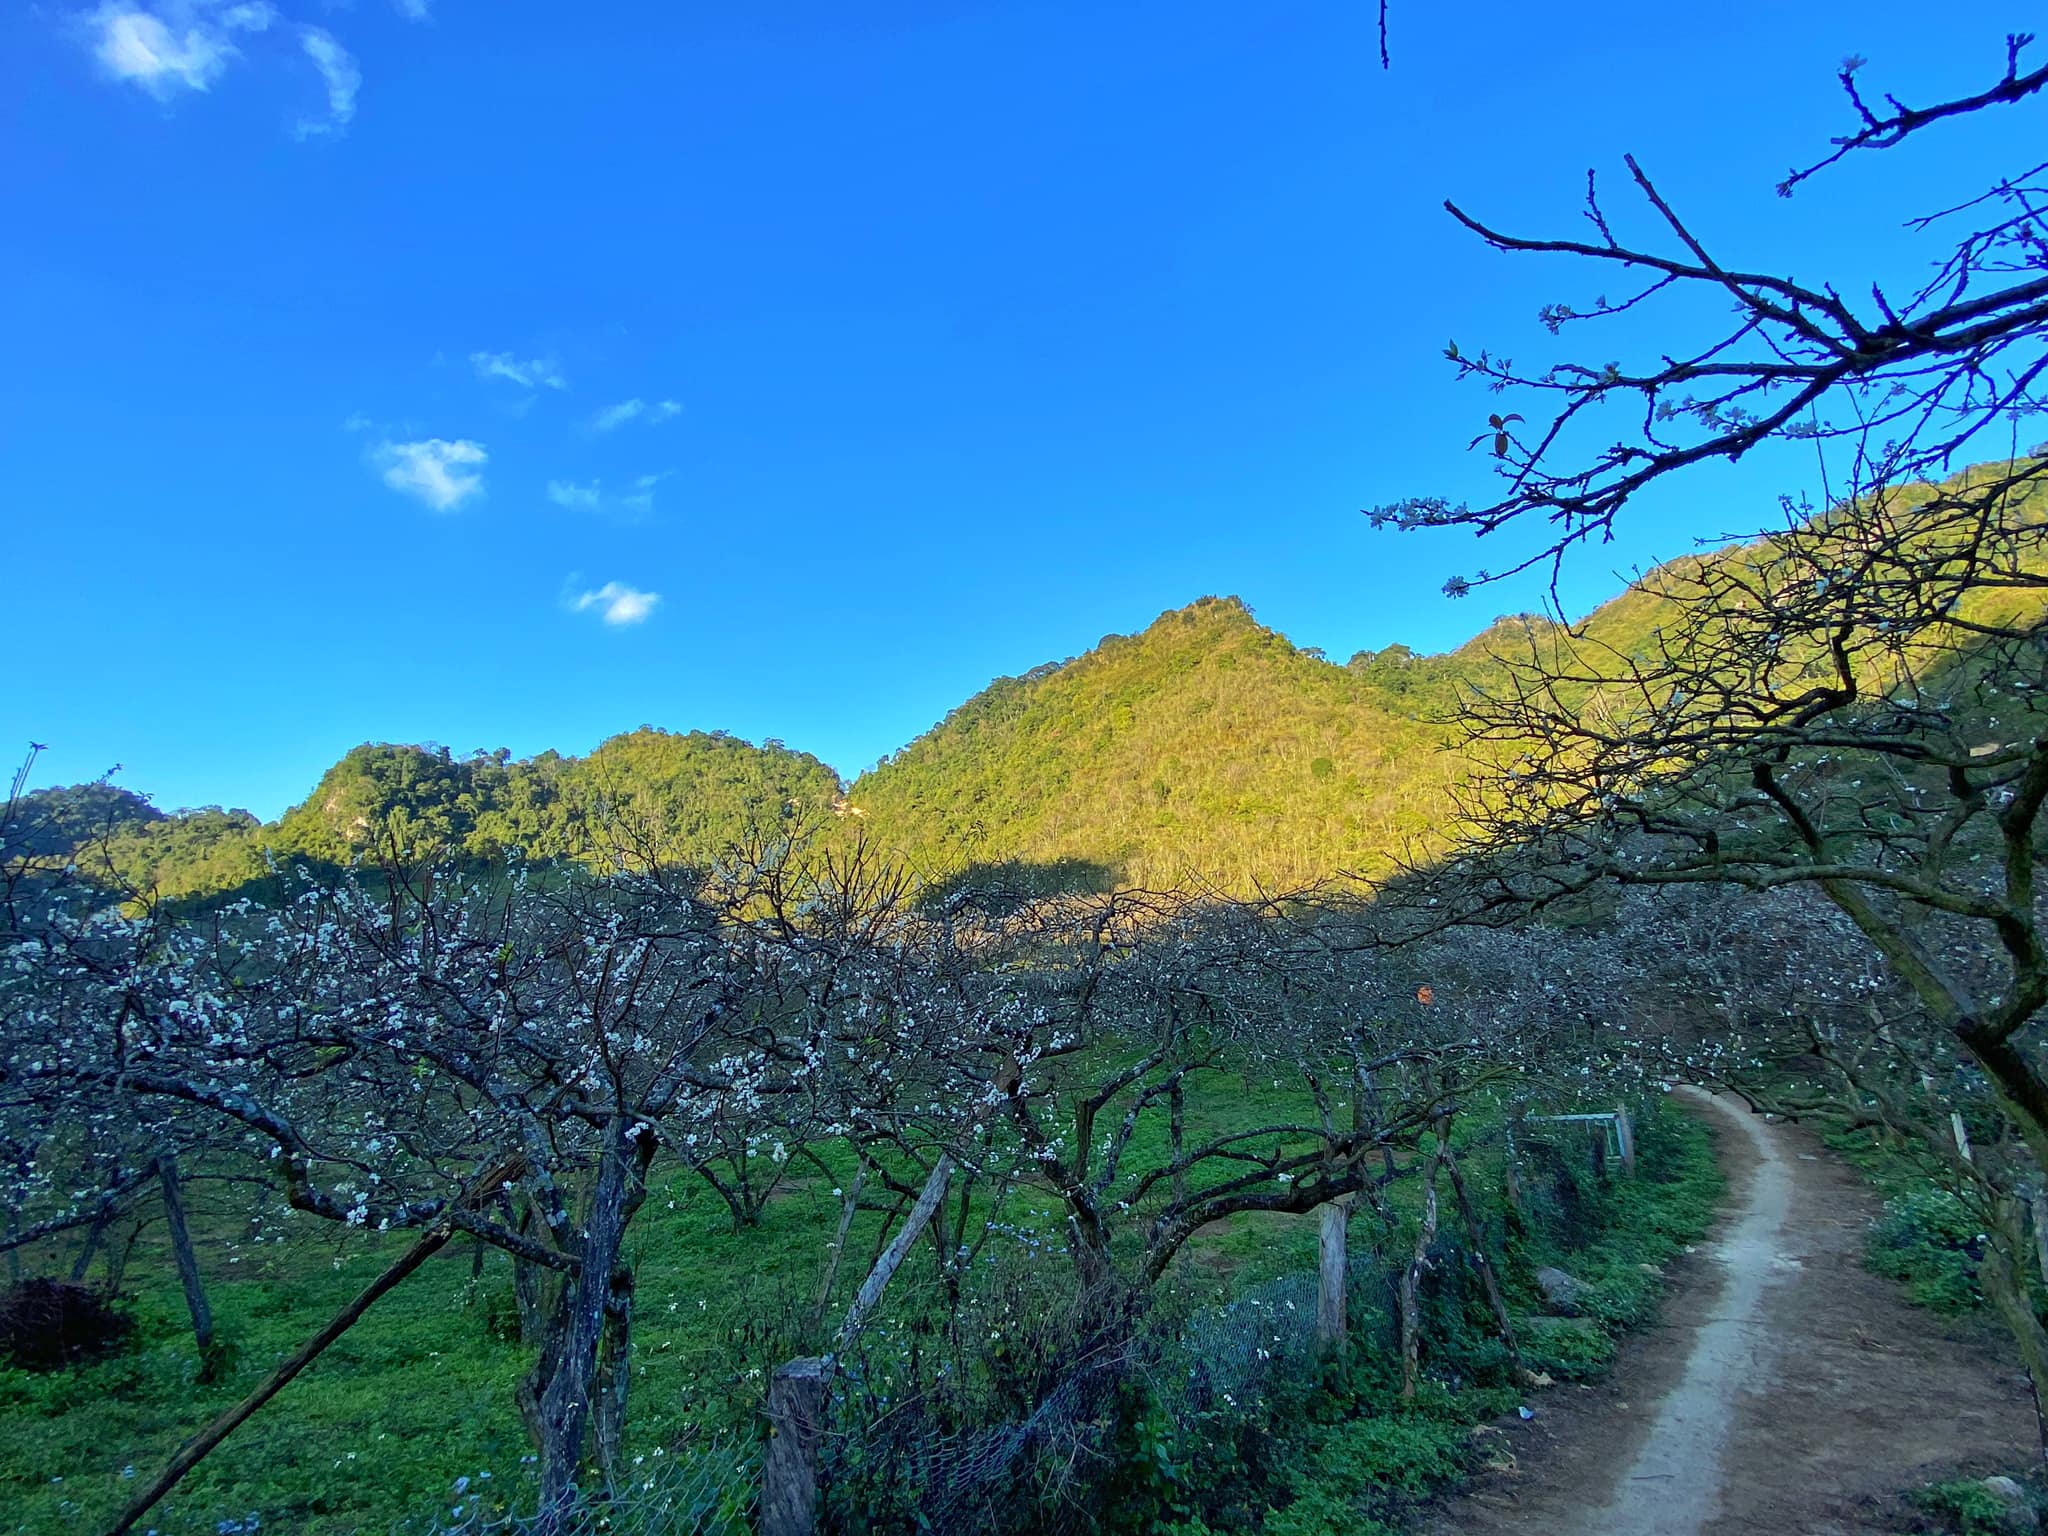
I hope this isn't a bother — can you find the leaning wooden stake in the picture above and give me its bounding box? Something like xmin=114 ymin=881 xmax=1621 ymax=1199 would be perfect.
xmin=101 ymin=1223 xmax=453 ymax=1536
xmin=156 ymin=1151 xmax=215 ymax=1354
xmin=837 ymin=1153 xmax=954 ymax=1349
xmin=1440 ymin=1145 xmax=1522 ymax=1376
xmin=102 ymin=1158 xmax=522 ymax=1536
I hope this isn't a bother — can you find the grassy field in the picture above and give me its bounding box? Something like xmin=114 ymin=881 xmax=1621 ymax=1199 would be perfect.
xmin=0 ymin=1078 xmax=1716 ymax=1536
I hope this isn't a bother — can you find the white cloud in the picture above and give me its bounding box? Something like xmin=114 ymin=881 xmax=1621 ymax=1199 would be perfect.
xmin=374 ymin=438 xmax=486 ymax=512
xmin=393 ymin=0 xmax=431 ymax=19
xmin=571 ymin=581 xmax=660 ymax=627
xmin=87 ymin=1 xmax=272 ymax=96
xmin=472 ymin=351 xmax=567 ymax=391
xmin=591 ymin=397 xmax=680 ymax=433
xmin=591 ymin=398 xmax=645 ymax=433
xmin=340 ymin=410 xmax=373 ymax=433
xmin=547 ymin=479 xmax=603 ymax=510
xmin=294 ymin=26 xmax=358 ymax=138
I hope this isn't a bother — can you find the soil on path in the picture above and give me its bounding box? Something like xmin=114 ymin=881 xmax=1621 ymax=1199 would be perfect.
xmin=1418 ymin=1088 xmax=2036 ymax=1535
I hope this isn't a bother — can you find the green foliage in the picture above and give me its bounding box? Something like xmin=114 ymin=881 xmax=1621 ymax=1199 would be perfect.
xmin=38 ymin=730 xmax=844 ymax=904
xmin=6 ymin=782 xmax=164 ymax=854
xmin=1868 ymin=1189 xmax=1987 ymax=1313
xmin=1518 ymin=1315 xmax=1614 ymax=1379
xmin=1096 ymin=1108 xmax=1723 ymax=1536
xmin=1912 ymin=1477 xmax=2044 ymax=1536
xmin=1824 ymin=1125 xmax=1993 ymax=1315
xmin=848 ymin=596 xmax=1482 ymax=893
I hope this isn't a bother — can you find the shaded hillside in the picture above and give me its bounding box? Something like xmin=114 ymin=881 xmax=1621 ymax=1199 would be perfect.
xmin=2 ymin=782 xmax=163 ymax=859
xmin=845 ymin=596 xmax=1489 ymax=890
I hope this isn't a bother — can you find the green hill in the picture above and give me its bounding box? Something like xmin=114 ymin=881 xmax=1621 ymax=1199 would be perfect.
xmin=89 ymin=729 xmax=844 ymax=901
xmin=41 ymin=458 xmax=2044 ymax=904
xmin=15 ymin=592 xmax=1732 ymax=901
xmin=845 ymin=595 xmax=1489 ymax=891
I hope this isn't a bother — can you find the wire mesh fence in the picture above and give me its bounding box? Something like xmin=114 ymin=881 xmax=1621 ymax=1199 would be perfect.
xmin=375 ymin=1125 xmax=1608 ymax=1536
xmin=377 ymin=1240 xmax=1462 ymax=1536
xmin=402 ymin=1437 xmax=756 ymax=1536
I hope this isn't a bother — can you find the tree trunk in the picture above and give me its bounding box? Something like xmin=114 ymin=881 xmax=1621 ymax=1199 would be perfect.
xmin=809 ymin=1167 xmax=864 ymax=1339
xmin=104 ymin=1220 xmax=140 ymax=1297
xmin=503 ymin=1192 xmax=548 ymax=1348
xmin=2031 ymin=1187 xmax=2048 ymax=1293
xmin=1399 ymin=1134 xmax=1445 ymax=1400
xmin=696 ymin=1163 xmax=757 ymax=1231
xmin=535 ymin=1130 xmax=647 ymax=1517
xmin=591 ymin=1267 xmax=635 ymax=1486
xmin=155 ymin=1153 xmax=214 ymax=1354
xmin=70 ymin=1205 xmax=113 ymax=1285
xmin=1979 ymin=1206 xmax=2048 ymax=1468
xmin=1170 ymin=1081 xmax=1188 ymax=1207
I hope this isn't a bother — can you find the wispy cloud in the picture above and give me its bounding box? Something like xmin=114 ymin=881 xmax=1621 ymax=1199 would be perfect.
xmin=294 ymin=26 xmax=357 ymax=138
xmin=86 ymin=0 xmax=274 ymax=97
xmin=571 ymin=581 xmax=660 ymax=627
xmin=472 ymin=351 xmax=567 ymax=391
xmin=590 ymin=397 xmax=681 ymax=433
xmin=546 ymin=479 xmax=603 ymax=511
xmin=591 ymin=398 xmax=646 ymax=433
xmin=547 ymin=472 xmax=667 ymax=518
xmin=393 ymin=0 xmax=430 ymax=19
xmin=621 ymin=471 xmax=670 ymax=514
xmin=374 ymin=438 xmax=486 ymax=512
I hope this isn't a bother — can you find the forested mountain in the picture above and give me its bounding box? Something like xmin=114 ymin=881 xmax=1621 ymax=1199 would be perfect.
xmin=846 ymin=596 xmax=1480 ymax=890
xmin=0 ymin=590 xmax=1764 ymax=900
xmin=53 ymin=729 xmax=843 ymax=901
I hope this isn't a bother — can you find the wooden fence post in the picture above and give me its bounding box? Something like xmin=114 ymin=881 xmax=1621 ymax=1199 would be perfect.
xmin=763 ymin=1356 xmax=829 ymax=1536
xmin=1503 ymin=1113 xmax=1524 ymax=1214
xmin=1614 ymin=1105 xmax=1636 ymax=1176
xmin=1589 ymin=1123 xmax=1608 ymax=1181
xmin=1316 ymin=1198 xmax=1350 ymax=1349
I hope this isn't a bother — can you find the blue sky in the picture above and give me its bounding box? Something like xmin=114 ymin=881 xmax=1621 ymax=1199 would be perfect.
xmin=2 ymin=0 xmax=2034 ymax=816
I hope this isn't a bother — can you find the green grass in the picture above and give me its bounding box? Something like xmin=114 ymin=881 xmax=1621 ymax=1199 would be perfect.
xmin=1234 ymin=1104 xmax=1724 ymax=1536
xmin=0 ymin=1063 xmax=1371 ymax=1536
xmin=0 ymin=1092 xmax=1721 ymax=1536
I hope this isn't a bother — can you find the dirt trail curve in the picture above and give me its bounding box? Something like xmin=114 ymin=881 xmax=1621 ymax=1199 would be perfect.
xmin=1420 ymin=1088 xmax=2036 ymax=1536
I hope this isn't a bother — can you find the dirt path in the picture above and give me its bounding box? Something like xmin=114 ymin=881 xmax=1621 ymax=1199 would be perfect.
xmin=1419 ymin=1088 xmax=2036 ymax=1535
